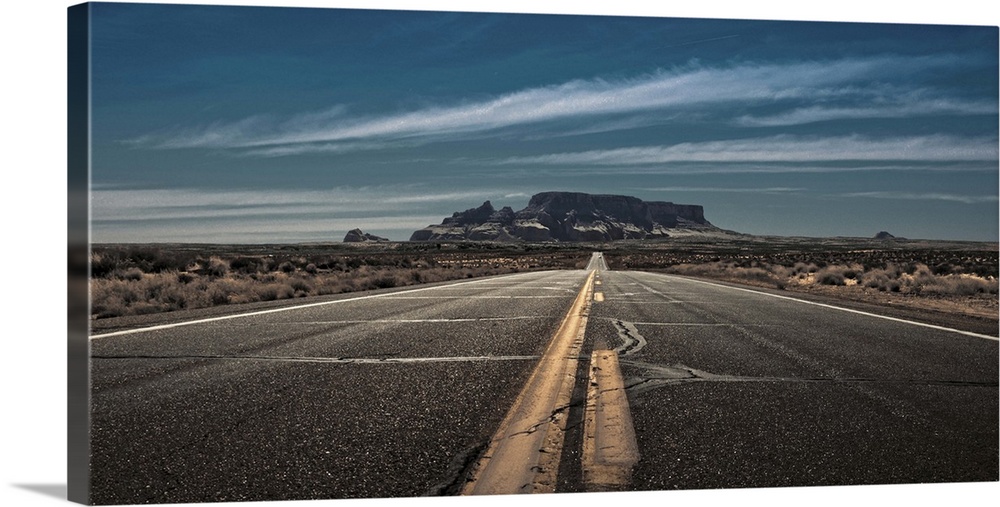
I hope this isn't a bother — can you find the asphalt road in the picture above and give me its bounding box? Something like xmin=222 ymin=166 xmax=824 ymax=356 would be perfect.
xmin=88 ymin=254 xmax=998 ymax=503
xmin=89 ymin=270 xmax=590 ymax=504
xmin=588 ymin=269 xmax=998 ymax=490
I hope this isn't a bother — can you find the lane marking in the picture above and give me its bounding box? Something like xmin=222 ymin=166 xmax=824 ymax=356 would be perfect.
xmin=647 ymin=273 xmax=999 ymax=341
xmin=382 ymin=295 xmax=565 ymax=299
xmin=202 ymin=316 xmax=554 ymax=326
xmin=628 ymin=322 xmax=774 ymax=327
xmin=462 ymin=270 xmax=596 ymax=495
xmin=582 ymin=349 xmax=640 ymax=491
xmin=92 ymin=354 xmax=541 ymax=364
xmin=594 ymin=292 xmax=604 ymax=302
xmin=91 ymin=272 xmax=575 ymax=340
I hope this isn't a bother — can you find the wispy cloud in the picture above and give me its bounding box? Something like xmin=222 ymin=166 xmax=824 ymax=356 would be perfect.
xmin=736 ymin=96 xmax=996 ymax=127
xmin=91 ymin=215 xmax=443 ymax=244
xmin=640 ymin=186 xmax=806 ymax=193
xmin=129 ymin=55 xmax=978 ymax=154
xmin=91 ymin=187 xmax=505 ymax=222
xmin=90 ymin=185 xmax=528 ymax=242
xmin=496 ymin=135 xmax=999 ymax=166
xmin=841 ymin=191 xmax=999 ymax=204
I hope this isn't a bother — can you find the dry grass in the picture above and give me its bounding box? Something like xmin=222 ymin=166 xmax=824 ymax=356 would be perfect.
xmin=90 ymin=244 xmax=587 ymax=319
xmin=654 ymin=259 xmax=997 ymax=295
xmin=603 ymin=240 xmax=998 ymax=321
xmin=91 ymin=240 xmax=998 ymax=321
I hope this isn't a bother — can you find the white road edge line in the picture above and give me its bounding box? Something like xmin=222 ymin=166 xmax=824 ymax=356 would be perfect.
xmin=93 ymin=355 xmax=543 ymax=364
xmin=90 ymin=272 xmax=545 ymax=340
xmin=655 ymin=273 xmax=998 ymax=342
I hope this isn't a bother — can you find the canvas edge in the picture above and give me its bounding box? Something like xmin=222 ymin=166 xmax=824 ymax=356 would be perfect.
xmin=67 ymin=2 xmax=92 ymax=505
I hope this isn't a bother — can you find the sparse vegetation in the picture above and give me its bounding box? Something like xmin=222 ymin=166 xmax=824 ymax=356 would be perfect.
xmin=90 ymin=237 xmax=998 ymax=323
xmin=601 ymin=236 xmax=998 ymax=321
xmin=89 ymin=243 xmax=588 ymax=319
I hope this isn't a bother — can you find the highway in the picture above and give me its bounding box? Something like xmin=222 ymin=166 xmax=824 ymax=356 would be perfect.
xmin=587 ymin=264 xmax=998 ymax=490
xmin=88 ymin=252 xmax=998 ymax=503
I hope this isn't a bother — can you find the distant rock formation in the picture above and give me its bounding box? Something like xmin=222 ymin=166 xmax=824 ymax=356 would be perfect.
xmin=343 ymin=228 xmax=389 ymax=243
xmin=874 ymin=231 xmax=896 ymax=240
xmin=409 ymin=191 xmax=719 ymax=242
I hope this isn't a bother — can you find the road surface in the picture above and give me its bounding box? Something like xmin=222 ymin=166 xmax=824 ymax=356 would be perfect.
xmin=587 ymin=267 xmax=997 ymax=489
xmin=88 ymin=252 xmax=997 ymax=503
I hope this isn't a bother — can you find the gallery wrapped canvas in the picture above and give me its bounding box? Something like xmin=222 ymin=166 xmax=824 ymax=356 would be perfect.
xmin=68 ymin=1 xmax=998 ymax=505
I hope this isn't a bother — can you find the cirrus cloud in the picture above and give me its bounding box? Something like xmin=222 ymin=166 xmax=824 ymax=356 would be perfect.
xmin=495 ymin=134 xmax=999 ymax=166
xmin=128 ymin=54 xmax=986 ymax=154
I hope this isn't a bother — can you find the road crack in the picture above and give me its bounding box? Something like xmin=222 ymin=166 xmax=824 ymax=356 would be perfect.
xmin=610 ymin=320 xmax=647 ymax=356
xmin=424 ymin=443 xmax=487 ymax=496
xmin=618 ymin=360 xmax=998 ymax=395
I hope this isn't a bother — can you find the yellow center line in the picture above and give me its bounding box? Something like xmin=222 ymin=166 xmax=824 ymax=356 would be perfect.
xmin=462 ymin=270 xmax=596 ymax=495
xmin=582 ymin=349 xmax=640 ymax=491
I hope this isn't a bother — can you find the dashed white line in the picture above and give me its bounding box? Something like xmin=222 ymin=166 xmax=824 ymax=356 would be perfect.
xmin=382 ymin=295 xmax=566 ymax=299
xmin=196 ymin=317 xmax=554 ymax=326
xmin=93 ymin=354 xmax=541 ymax=364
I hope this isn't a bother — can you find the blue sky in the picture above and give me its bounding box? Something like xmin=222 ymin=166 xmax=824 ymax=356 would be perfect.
xmin=87 ymin=2 xmax=999 ymax=242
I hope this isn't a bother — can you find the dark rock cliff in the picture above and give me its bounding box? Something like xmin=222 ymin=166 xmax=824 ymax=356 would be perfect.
xmin=409 ymin=191 xmax=717 ymax=242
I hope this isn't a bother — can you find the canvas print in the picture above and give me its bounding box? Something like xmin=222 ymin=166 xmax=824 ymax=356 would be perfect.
xmin=69 ymin=2 xmax=999 ymax=505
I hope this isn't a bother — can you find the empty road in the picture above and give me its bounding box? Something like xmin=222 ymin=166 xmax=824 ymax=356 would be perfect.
xmin=587 ymin=267 xmax=997 ymax=490
xmin=88 ymin=253 xmax=998 ymax=503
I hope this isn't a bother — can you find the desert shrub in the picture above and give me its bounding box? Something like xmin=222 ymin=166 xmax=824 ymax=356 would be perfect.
xmin=735 ymin=267 xmax=779 ymax=285
xmin=903 ymin=264 xmax=999 ymax=295
xmin=229 ymin=256 xmax=263 ymax=274
xmin=90 ymin=287 xmax=126 ymax=318
xmin=767 ymin=265 xmax=794 ymax=279
xmin=919 ymin=276 xmax=997 ymax=295
xmin=288 ymin=277 xmax=312 ymax=293
xmin=278 ymin=261 xmax=296 ymax=274
xmin=121 ymin=267 xmax=144 ymax=281
xmin=372 ymin=274 xmax=398 ymax=289
xmin=305 ymin=263 xmax=318 ymax=274
xmin=145 ymin=249 xmax=197 ymax=273
xmin=931 ymin=263 xmax=954 ymax=276
xmin=191 ymin=256 xmax=231 ymax=277
xmin=815 ymin=268 xmax=845 ymax=286
xmin=793 ymin=262 xmax=818 ymax=275
xmin=862 ymin=270 xmax=901 ymax=292
xmin=90 ymin=251 xmax=123 ymax=278
xmin=254 ymin=283 xmax=295 ymax=301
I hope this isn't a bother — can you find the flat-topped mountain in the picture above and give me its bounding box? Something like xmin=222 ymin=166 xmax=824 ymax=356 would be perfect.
xmin=409 ymin=191 xmax=719 ymax=242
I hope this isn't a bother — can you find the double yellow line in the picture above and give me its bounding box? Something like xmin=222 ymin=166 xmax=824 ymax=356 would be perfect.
xmin=462 ymin=270 xmax=638 ymax=494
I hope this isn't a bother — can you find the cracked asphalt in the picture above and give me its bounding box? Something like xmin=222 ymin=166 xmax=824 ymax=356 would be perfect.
xmin=88 ymin=261 xmax=998 ymax=504
xmin=587 ymin=270 xmax=999 ymax=490
xmin=89 ymin=270 xmax=590 ymax=504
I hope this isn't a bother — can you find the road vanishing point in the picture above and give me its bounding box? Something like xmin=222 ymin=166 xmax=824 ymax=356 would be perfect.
xmin=88 ymin=253 xmax=998 ymax=503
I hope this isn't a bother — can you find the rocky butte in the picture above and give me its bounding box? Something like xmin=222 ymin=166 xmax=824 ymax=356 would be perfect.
xmin=409 ymin=191 xmax=720 ymax=242
xmin=343 ymin=228 xmax=389 ymax=243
